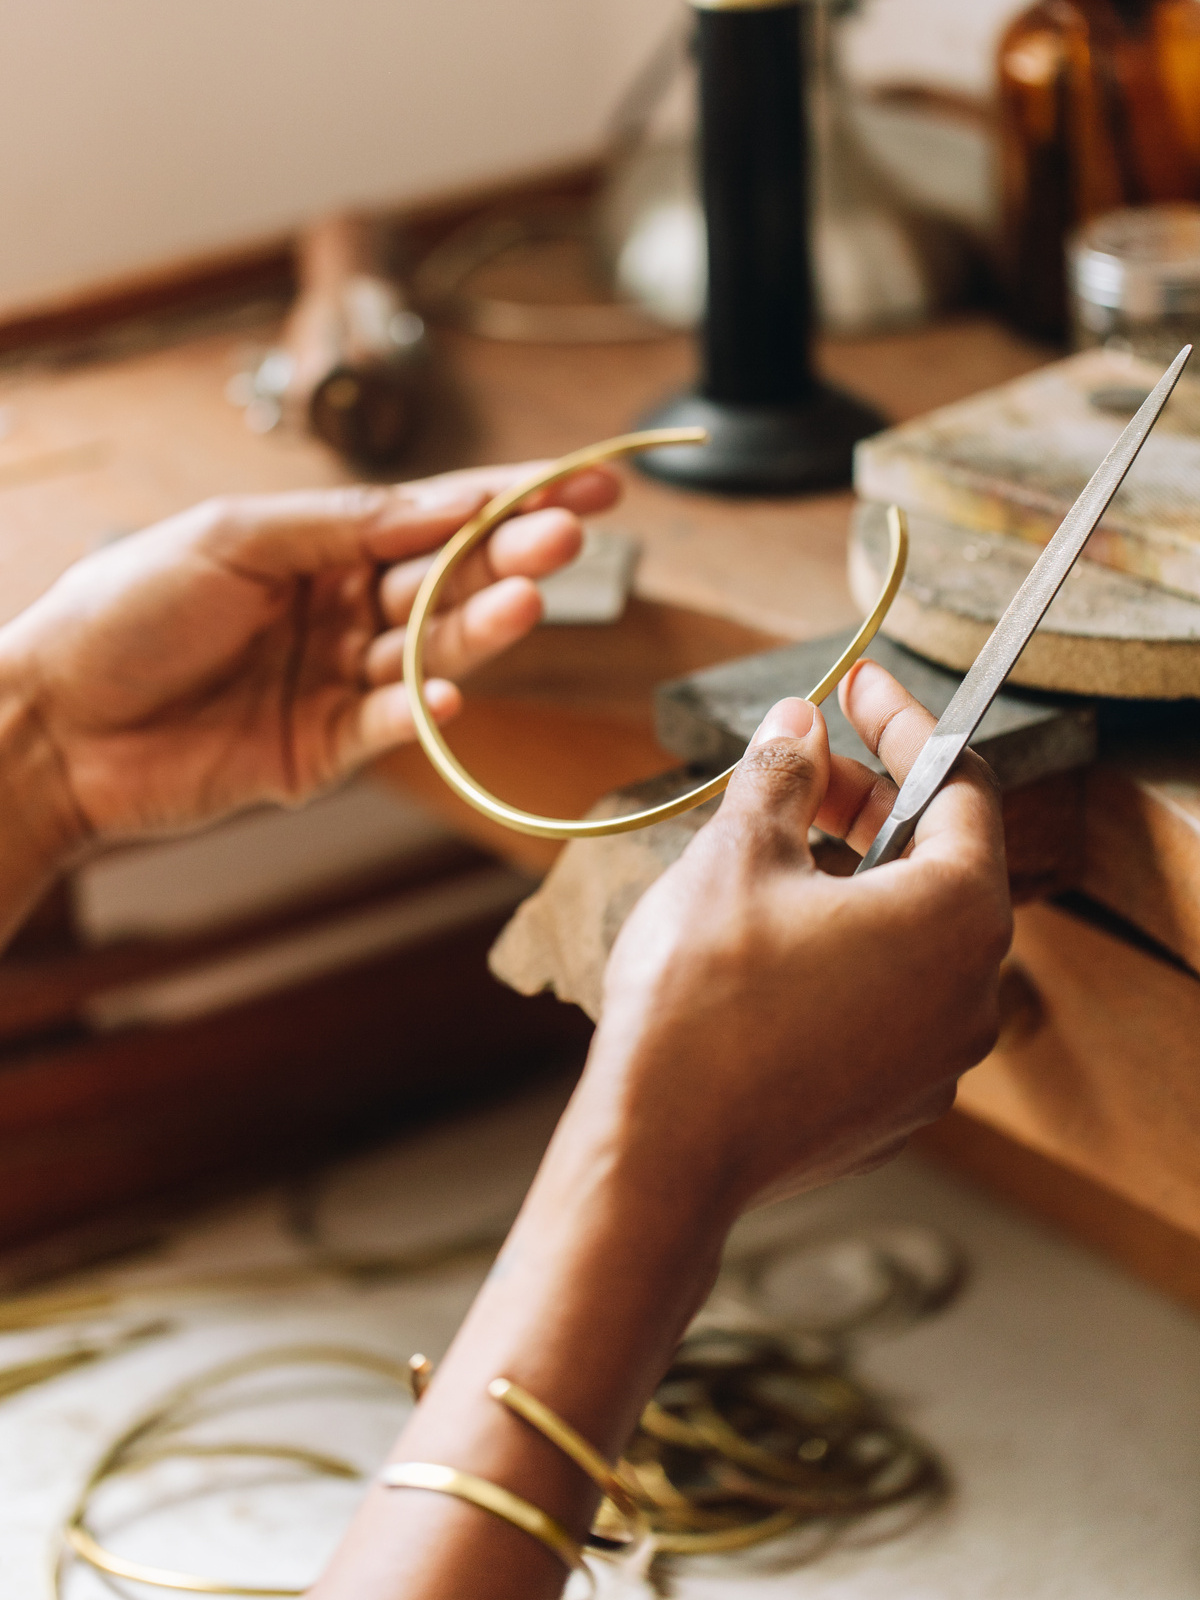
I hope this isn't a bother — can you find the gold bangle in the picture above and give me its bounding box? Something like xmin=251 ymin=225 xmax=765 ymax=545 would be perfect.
xmin=56 ymin=1343 xmax=413 ymax=1599
xmin=408 ymin=1351 xmax=434 ymax=1400
xmin=380 ymin=1461 xmax=592 ymax=1590
xmin=402 ymin=430 xmax=909 ymax=842
xmin=489 ymin=1378 xmax=647 ymax=1551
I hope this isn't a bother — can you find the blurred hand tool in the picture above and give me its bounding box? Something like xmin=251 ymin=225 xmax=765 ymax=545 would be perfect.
xmin=239 ymin=213 xmax=428 ymax=468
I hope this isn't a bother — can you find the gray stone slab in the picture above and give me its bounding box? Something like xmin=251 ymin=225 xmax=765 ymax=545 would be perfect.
xmin=655 ymin=630 xmax=1097 ymax=791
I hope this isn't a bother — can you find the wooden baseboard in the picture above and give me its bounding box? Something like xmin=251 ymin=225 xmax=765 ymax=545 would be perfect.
xmin=913 ymin=1108 xmax=1200 ymax=1316
xmin=0 ymin=1037 xmax=583 ymax=1298
xmin=0 ymin=240 xmax=295 ymax=360
xmin=0 ymin=156 xmax=604 ymax=360
xmin=0 ymin=914 xmax=591 ymax=1252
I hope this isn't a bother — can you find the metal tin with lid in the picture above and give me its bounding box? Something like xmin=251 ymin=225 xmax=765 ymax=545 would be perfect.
xmin=1070 ymin=204 xmax=1200 ymax=362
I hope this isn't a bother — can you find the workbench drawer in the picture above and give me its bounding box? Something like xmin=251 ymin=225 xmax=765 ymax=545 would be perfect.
xmin=956 ymin=902 xmax=1200 ymax=1240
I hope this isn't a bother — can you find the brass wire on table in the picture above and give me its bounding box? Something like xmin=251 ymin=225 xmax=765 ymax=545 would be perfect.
xmin=52 ymin=1231 xmax=957 ymax=1598
xmin=402 ymin=432 xmax=910 ymax=841
xmin=0 ymin=1222 xmax=509 ymax=1337
xmin=55 ymin=1344 xmax=414 ymax=1598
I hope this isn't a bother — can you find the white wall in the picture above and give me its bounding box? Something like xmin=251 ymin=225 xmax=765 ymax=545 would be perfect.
xmin=843 ymin=0 xmax=1026 ymax=99
xmin=0 ymin=0 xmax=1026 ymax=312
xmin=0 ymin=0 xmax=625 ymax=309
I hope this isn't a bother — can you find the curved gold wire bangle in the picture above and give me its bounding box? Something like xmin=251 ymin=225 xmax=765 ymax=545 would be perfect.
xmin=55 ymin=1344 xmax=415 ymax=1599
xmin=402 ymin=430 xmax=909 ymax=841
xmin=65 ymin=1499 xmax=314 ymax=1597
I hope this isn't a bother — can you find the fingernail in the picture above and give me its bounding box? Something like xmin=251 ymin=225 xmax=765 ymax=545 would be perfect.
xmin=846 ymin=659 xmax=886 ymax=695
xmin=749 ymin=697 xmax=815 ymax=747
xmin=424 ymin=678 xmax=459 ymax=717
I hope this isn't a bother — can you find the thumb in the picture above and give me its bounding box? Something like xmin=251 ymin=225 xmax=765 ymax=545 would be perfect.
xmin=716 ymin=698 xmax=830 ymax=855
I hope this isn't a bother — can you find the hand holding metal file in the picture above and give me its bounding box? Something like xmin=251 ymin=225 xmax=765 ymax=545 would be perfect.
xmin=855 ymin=344 xmax=1192 ymax=875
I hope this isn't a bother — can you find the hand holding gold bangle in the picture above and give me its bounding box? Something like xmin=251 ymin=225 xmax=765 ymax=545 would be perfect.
xmin=402 ymin=430 xmax=908 ymax=841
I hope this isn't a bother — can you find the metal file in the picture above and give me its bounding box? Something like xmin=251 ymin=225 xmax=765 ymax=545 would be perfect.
xmin=856 ymin=343 xmax=1193 ymax=874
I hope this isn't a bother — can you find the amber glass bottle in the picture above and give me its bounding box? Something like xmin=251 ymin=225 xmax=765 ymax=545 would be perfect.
xmin=998 ymin=0 xmax=1200 ymax=337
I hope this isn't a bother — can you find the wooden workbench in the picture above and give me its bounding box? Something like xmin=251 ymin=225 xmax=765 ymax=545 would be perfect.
xmin=1 ymin=293 xmax=1198 ymax=1306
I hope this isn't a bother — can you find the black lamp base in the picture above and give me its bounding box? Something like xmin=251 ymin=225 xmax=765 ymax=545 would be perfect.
xmin=634 ymin=386 xmax=886 ymax=495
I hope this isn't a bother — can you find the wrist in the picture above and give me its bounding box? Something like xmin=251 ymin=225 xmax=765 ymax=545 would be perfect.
xmin=407 ymin=1085 xmax=729 ymax=1450
xmin=312 ymin=1060 xmax=735 ymax=1600
xmin=0 ymin=633 xmax=86 ymax=943
xmin=583 ymin=996 xmax=751 ymax=1224
xmin=565 ymin=1037 xmax=742 ymax=1251
xmin=390 ymin=1073 xmax=731 ymax=1505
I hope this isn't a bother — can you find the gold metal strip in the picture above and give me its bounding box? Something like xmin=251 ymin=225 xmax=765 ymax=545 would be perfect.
xmin=402 ymin=429 xmax=908 ymax=842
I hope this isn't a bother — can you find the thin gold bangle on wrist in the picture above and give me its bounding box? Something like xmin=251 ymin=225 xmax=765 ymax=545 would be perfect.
xmin=402 ymin=431 xmax=909 ymax=842
xmin=380 ymin=1461 xmax=593 ymax=1592
xmin=387 ymin=1364 xmax=646 ymax=1580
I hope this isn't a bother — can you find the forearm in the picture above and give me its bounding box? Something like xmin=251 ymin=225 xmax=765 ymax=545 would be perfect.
xmin=311 ymin=1058 xmax=733 ymax=1600
xmin=0 ymin=644 xmax=82 ymax=950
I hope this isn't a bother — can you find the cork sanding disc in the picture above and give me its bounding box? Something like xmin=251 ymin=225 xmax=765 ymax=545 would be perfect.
xmin=849 ymin=501 xmax=1200 ymax=699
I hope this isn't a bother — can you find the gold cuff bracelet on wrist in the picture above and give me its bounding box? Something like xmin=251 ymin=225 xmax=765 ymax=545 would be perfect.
xmin=383 ymin=1365 xmax=646 ymax=1587
xmin=489 ymin=1377 xmax=648 ymax=1553
xmin=379 ymin=1461 xmax=591 ymax=1587
xmin=402 ymin=429 xmax=908 ymax=841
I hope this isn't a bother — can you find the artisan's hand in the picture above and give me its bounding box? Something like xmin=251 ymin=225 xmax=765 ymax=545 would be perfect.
xmin=591 ymin=659 xmax=1013 ymax=1213
xmin=0 ymin=462 xmax=616 ymax=850
xmin=310 ymin=662 xmax=1012 ymax=1600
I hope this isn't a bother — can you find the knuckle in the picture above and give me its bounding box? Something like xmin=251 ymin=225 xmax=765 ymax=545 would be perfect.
xmin=964 ymin=878 xmax=1014 ymax=966
xmin=845 ymin=1139 xmax=910 ymax=1179
xmin=832 ymin=771 xmax=896 ymax=847
xmin=329 ymin=485 xmax=390 ymax=521
xmin=187 ymin=494 xmax=250 ymax=556
xmin=917 ymin=855 xmax=974 ymax=919
xmin=738 ymin=738 xmax=820 ymax=789
xmin=923 ymin=857 xmax=1012 ymax=952
xmin=901 ymin=1081 xmax=958 ymax=1139
xmin=870 ymin=699 xmax=910 ymax=757
xmin=197 ymin=493 xmax=237 ymax=530
xmin=963 ymin=1004 xmax=1001 ymax=1067
xmin=985 ymin=898 xmax=1016 ymax=963
xmin=928 ymin=1080 xmax=959 ymax=1122
xmin=943 ymin=970 xmax=1003 ymax=1068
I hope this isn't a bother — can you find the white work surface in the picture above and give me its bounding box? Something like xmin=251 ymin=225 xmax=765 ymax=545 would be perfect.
xmin=5 ymin=1077 xmax=1200 ymax=1600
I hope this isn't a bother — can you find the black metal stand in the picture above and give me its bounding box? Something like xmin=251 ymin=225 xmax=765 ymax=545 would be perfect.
xmin=637 ymin=0 xmax=884 ymax=495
